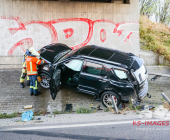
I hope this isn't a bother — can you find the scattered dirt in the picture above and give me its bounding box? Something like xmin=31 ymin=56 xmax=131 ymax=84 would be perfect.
xmin=123 ymin=107 xmax=131 ymax=111
xmin=108 ymin=106 xmax=116 ymax=113
xmin=163 ymin=102 xmax=170 ymax=111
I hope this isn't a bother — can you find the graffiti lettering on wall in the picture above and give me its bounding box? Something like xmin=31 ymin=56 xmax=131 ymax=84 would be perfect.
xmin=0 ymin=17 xmax=139 ymax=55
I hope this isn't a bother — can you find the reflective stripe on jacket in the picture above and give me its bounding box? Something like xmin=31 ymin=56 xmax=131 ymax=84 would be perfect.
xmin=22 ymin=54 xmax=28 ymax=73
xmin=26 ymin=56 xmax=44 ymax=75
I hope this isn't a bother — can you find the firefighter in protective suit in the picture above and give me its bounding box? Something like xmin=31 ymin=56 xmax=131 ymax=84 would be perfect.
xmin=20 ymin=50 xmax=30 ymax=88
xmin=26 ymin=48 xmax=45 ymax=96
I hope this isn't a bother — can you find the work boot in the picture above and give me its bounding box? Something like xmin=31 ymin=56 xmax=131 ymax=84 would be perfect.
xmin=20 ymin=82 xmax=24 ymax=88
xmin=30 ymin=93 xmax=33 ymax=96
xmin=27 ymin=80 xmax=30 ymax=86
xmin=34 ymin=92 xmax=41 ymax=96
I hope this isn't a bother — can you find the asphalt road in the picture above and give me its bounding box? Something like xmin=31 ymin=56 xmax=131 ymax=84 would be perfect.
xmin=0 ymin=120 xmax=170 ymax=140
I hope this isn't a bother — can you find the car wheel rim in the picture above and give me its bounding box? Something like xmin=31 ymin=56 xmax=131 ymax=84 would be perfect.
xmin=39 ymin=75 xmax=50 ymax=88
xmin=103 ymin=94 xmax=117 ymax=107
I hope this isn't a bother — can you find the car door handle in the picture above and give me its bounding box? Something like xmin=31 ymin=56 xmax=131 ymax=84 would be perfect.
xmin=99 ymin=80 xmax=106 ymax=82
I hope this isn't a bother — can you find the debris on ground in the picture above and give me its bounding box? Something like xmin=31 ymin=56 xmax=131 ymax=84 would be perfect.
xmin=66 ymin=104 xmax=72 ymax=112
xmin=148 ymin=106 xmax=155 ymax=110
xmin=24 ymin=105 xmax=33 ymax=109
xmin=21 ymin=111 xmax=33 ymax=121
xmin=97 ymin=105 xmax=103 ymax=110
xmin=118 ymin=103 xmax=125 ymax=110
xmin=47 ymin=105 xmax=54 ymax=118
xmin=141 ymin=105 xmax=155 ymax=111
xmin=123 ymin=107 xmax=131 ymax=111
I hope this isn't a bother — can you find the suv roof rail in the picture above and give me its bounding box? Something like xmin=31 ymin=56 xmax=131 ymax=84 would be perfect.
xmin=80 ymin=55 xmax=128 ymax=69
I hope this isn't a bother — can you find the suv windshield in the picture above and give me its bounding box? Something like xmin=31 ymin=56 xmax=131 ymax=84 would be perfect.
xmin=53 ymin=50 xmax=72 ymax=63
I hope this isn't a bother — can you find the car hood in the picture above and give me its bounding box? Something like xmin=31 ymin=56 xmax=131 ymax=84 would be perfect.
xmin=39 ymin=43 xmax=72 ymax=63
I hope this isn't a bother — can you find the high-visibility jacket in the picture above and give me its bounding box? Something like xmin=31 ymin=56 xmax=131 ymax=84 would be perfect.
xmin=22 ymin=54 xmax=27 ymax=73
xmin=26 ymin=56 xmax=44 ymax=75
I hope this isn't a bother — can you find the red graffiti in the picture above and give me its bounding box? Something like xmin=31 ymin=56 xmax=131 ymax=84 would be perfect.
xmin=7 ymin=38 xmax=33 ymax=55
xmin=7 ymin=17 xmax=58 ymax=43
xmin=124 ymin=32 xmax=133 ymax=45
xmin=49 ymin=18 xmax=93 ymax=50
xmin=63 ymin=28 xmax=74 ymax=39
xmin=8 ymin=17 xmax=26 ymax=35
xmin=113 ymin=23 xmax=123 ymax=37
xmin=100 ymin=29 xmax=106 ymax=43
xmin=1 ymin=17 xmax=139 ymax=55
xmin=93 ymin=20 xmax=124 ymax=37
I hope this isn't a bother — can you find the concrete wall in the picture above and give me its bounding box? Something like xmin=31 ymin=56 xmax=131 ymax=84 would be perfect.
xmin=0 ymin=0 xmax=139 ymax=68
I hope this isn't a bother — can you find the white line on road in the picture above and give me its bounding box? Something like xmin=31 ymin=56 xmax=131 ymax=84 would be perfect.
xmin=1 ymin=119 xmax=169 ymax=131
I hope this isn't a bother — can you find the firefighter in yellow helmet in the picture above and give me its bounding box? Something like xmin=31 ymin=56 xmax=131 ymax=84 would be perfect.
xmin=20 ymin=50 xmax=30 ymax=88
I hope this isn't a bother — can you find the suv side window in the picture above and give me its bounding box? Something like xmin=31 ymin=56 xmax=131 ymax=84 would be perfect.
xmin=111 ymin=68 xmax=128 ymax=80
xmin=83 ymin=61 xmax=106 ymax=76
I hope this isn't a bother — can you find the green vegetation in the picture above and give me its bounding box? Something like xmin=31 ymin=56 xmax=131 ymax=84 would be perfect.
xmin=34 ymin=111 xmax=42 ymax=116
xmin=128 ymin=100 xmax=133 ymax=110
xmin=140 ymin=16 xmax=170 ymax=62
xmin=134 ymin=106 xmax=142 ymax=111
xmin=128 ymin=100 xmax=141 ymax=111
xmin=161 ymin=97 xmax=165 ymax=101
xmin=104 ymin=107 xmax=110 ymax=112
xmin=76 ymin=106 xmax=96 ymax=114
xmin=0 ymin=112 xmax=20 ymax=119
xmin=53 ymin=110 xmax=62 ymax=114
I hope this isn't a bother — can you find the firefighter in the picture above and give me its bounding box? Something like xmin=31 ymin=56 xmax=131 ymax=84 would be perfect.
xmin=26 ymin=49 xmax=45 ymax=96
xmin=20 ymin=50 xmax=30 ymax=88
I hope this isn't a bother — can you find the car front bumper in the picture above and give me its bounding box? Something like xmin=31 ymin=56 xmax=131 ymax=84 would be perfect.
xmin=138 ymin=79 xmax=148 ymax=100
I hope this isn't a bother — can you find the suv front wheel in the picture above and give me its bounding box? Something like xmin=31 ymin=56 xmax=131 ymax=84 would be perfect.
xmin=39 ymin=73 xmax=51 ymax=89
xmin=101 ymin=91 xmax=120 ymax=108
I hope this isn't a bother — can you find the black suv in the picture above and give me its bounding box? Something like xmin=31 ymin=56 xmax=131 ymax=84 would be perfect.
xmin=38 ymin=43 xmax=149 ymax=107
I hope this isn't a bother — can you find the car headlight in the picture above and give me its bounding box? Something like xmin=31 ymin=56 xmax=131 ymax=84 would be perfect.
xmin=43 ymin=65 xmax=49 ymax=71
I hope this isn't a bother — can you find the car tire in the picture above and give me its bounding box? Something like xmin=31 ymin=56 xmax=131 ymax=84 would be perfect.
xmin=101 ymin=91 xmax=120 ymax=108
xmin=39 ymin=73 xmax=51 ymax=89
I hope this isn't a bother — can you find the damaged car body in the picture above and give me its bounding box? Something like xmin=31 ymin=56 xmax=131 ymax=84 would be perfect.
xmin=38 ymin=43 xmax=150 ymax=107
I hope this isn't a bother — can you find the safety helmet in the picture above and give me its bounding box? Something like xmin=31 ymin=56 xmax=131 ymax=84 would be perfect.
xmin=29 ymin=47 xmax=40 ymax=57
xmin=25 ymin=49 xmax=31 ymax=55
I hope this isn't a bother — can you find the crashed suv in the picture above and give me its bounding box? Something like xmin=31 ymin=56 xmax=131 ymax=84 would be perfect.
xmin=38 ymin=43 xmax=149 ymax=107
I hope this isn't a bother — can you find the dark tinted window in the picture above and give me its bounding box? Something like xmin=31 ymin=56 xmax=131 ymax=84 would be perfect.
xmin=78 ymin=47 xmax=95 ymax=55
xmin=109 ymin=52 xmax=132 ymax=68
xmin=89 ymin=48 xmax=114 ymax=60
xmin=83 ymin=62 xmax=106 ymax=76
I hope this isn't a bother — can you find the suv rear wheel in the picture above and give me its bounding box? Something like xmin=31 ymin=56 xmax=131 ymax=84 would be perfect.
xmin=101 ymin=91 xmax=120 ymax=108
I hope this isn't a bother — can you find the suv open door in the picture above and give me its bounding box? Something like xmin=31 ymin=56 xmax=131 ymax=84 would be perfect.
xmin=50 ymin=68 xmax=61 ymax=100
